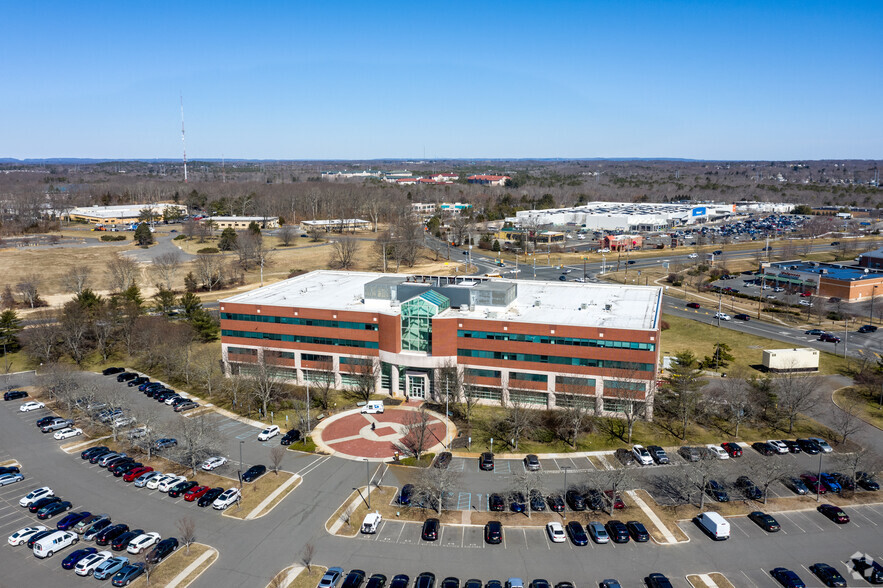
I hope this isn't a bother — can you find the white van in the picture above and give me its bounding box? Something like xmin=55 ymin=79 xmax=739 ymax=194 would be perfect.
xmin=361 ymin=401 xmax=384 ymax=414
xmin=695 ymin=511 xmax=730 ymax=540
xmin=33 ymin=530 xmax=78 ymax=558
xmin=361 ymin=512 xmax=382 ymax=534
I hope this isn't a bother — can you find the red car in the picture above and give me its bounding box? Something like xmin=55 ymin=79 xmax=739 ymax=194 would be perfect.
xmin=817 ymin=503 xmax=849 ymax=524
xmin=184 ymin=485 xmax=211 ymax=502
xmin=800 ymin=474 xmax=827 ymax=494
xmin=721 ymin=442 xmax=742 ymax=458
xmin=604 ymin=490 xmax=625 ymax=509
xmin=123 ymin=466 xmax=153 ymax=483
xmin=800 ymin=292 xmax=812 ymax=297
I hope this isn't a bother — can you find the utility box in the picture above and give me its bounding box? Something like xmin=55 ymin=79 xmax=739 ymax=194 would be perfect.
xmin=762 ymin=348 xmax=819 ymax=373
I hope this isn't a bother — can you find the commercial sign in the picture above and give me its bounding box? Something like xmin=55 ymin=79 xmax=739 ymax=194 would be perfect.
xmin=691 ymin=207 xmax=707 ymax=217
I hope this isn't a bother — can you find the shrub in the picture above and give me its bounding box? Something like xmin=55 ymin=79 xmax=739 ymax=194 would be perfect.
xmin=100 ymin=235 xmax=126 ymax=241
xmin=173 ymin=234 xmax=187 ymax=241
xmin=660 ymin=320 xmax=670 ymax=331
xmin=197 ymin=247 xmax=219 ymax=254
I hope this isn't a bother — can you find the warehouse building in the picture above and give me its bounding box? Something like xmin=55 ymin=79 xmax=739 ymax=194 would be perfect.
xmin=205 ymin=216 xmax=279 ymax=229
xmin=68 ymin=203 xmax=187 ymax=224
xmin=761 ymin=260 xmax=883 ymax=302
xmin=508 ymin=202 xmax=735 ymax=232
xmin=220 ymin=271 xmax=662 ymax=418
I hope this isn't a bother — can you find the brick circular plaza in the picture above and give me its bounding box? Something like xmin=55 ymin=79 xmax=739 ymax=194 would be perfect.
xmin=312 ymin=405 xmax=455 ymax=462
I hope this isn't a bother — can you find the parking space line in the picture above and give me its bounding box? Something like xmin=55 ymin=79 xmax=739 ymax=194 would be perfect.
xmin=739 ymin=570 xmax=758 ymax=587
xmin=853 ymin=508 xmax=877 ymax=526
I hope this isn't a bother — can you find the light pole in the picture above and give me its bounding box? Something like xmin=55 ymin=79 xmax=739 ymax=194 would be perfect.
xmin=238 ymin=440 xmax=244 ymax=491
xmin=306 ymin=380 xmax=311 ymax=436
xmin=364 ymin=458 xmax=371 ymax=508
xmin=816 ymin=452 xmax=823 ymax=502
xmin=561 ymin=466 xmax=571 ymax=520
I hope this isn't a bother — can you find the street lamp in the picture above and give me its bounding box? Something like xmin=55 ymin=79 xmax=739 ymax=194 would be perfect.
xmin=816 ymin=452 xmax=823 ymax=502
xmin=364 ymin=458 xmax=371 ymax=508
xmin=561 ymin=466 xmax=572 ymax=520
xmin=238 ymin=440 xmax=245 ymax=491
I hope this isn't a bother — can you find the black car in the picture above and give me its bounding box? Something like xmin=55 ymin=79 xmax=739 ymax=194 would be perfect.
xmin=111 ymin=529 xmax=144 ymax=551
xmin=809 ymin=563 xmax=847 ymax=587
xmin=782 ymin=440 xmax=802 ymax=454
xmin=399 ymin=484 xmax=414 ymax=506
xmin=605 ymin=520 xmax=630 ymax=543
xmin=852 ymin=555 xmax=883 ymax=584
xmin=105 ymin=456 xmax=134 ymax=470
xmin=565 ymin=521 xmax=588 ymax=546
xmin=646 ymin=574 xmax=674 ymax=588
xmin=128 ymin=376 xmax=149 ymax=387
xmin=770 ymin=567 xmax=806 ymax=588
xmin=415 ymin=573 xmax=436 ymax=588
xmin=102 ymin=367 xmax=125 ymax=375
xmin=37 ymin=500 xmax=73 ymax=519
xmin=241 ymin=464 xmax=266 ymax=483
xmin=342 ymin=570 xmax=366 ymax=588
xmin=752 ymin=442 xmax=776 ymax=456
xmin=510 ymin=492 xmax=526 ymax=513
xmin=479 ymin=452 xmax=494 ymax=471
xmin=858 ymin=324 xmax=878 ymax=333
xmin=29 ymin=496 xmax=62 ymax=513
xmin=488 ymin=493 xmax=505 ymax=511
xmin=796 ymin=438 xmax=821 ymax=454
xmin=168 ymin=480 xmax=199 ymax=497
xmin=280 ymin=429 xmax=302 ymax=445
xmin=529 ymin=581 xmax=550 ymax=588
xmin=614 ymin=448 xmax=635 ymax=466
xmin=626 ymin=520 xmax=649 ymax=542
xmin=734 ymin=313 xmax=751 ymax=321
xmin=434 ymin=452 xmax=452 ymax=469
xmin=484 ymin=520 xmax=502 ymax=544
xmin=566 ymin=490 xmax=586 ymax=511
xmin=547 ymin=494 xmax=565 ymax=512
xmin=3 ymin=390 xmax=28 ymax=401
xmin=116 ymin=372 xmax=137 ymax=382
xmin=736 ymin=476 xmax=763 ymax=500
xmin=857 ymin=471 xmax=880 ymax=491
xmin=441 ymin=578 xmax=459 ymax=588
xmin=529 ymin=490 xmax=546 ymax=511
xmin=831 ymin=472 xmax=856 ymax=491
xmin=146 ymin=537 xmax=179 ymax=563
xmin=647 ymin=445 xmax=669 ymax=464
xmin=36 ymin=416 xmax=58 ymax=428
xmin=464 ymin=581 xmax=481 ymax=588
xmin=585 ymin=489 xmax=605 ymax=511
xmin=390 ymin=575 xmax=410 ymax=588
xmin=705 ymin=480 xmax=729 ymax=502
xmin=26 ymin=529 xmax=55 ymax=549
xmin=421 ymin=518 xmax=439 ymax=541
xmin=95 ymin=524 xmax=130 ymax=546
xmin=748 ymin=511 xmax=781 ymax=532
xmin=111 ymin=461 xmax=141 ymax=476
xmin=81 ymin=446 xmax=109 ymax=460
xmin=366 ymin=574 xmax=388 ymax=588
xmin=198 ymin=487 xmax=225 ymax=507
xmin=0 ymin=465 xmax=20 ymax=475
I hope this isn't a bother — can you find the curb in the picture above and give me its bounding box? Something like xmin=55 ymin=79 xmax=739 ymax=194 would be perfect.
xmin=245 ymin=473 xmax=302 ymax=520
xmin=165 ymin=544 xmax=218 ymax=588
xmin=831 ymin=386 xmax=883 ymax=433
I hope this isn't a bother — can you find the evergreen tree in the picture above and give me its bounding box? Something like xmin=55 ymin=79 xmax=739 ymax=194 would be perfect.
xmin=178 ymin=292 xmax=218 ymax=341
xmin=120 ymin=283 xmax=144 ymax=309
xmin=218 ymin=227 xmax=238 ymax=251
xmin=134 ymin=222 xmax=154 ymax=246
xmin=0 ymin=309 xmax=22 ymax=354
xmin=184 ymin=272 xmax=198 ymax=292
xmin=153 ymin=287 xmax=177 ymax=315
xmin=492 ymin=239 xmax=501 ymax=252
xmin=247 ymin=221 xmax=261 ymax=235
xmin=75 ymin=288 xmax=103 ymax=311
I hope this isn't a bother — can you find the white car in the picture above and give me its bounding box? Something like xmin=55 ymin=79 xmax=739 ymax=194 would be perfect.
xmin=632 ymin=445 xmax=654 ymax=466
xmin=127 ymin=532 xmax=161 ymax=554
xmin=19 ymin=486 xmax=54 ymax=507
xmin=546 ymin=522 xmax=566 ymax=543
xmin=799 ymin=300 xmax=811 ymax=306
xmin=75 ymin=550 xmax=112 ymax=576
xmin=54 ymin=427 xmax=83 ymax=440
xmin=212 ymin=488 xmax=241 ymax=510
xmin=767 ymin=440 xmax=789 ymax=454
xmin=147 ymin=474 xmax=177 ymax=490
xmin=714 ymin=312 xmax=732 ymax=321
xmin=8 ymin=525 xmax=47 ymax=546
xmin=157 ymin=475 xmax=186 ymax=492
xmin=19 ymin=401 xmax=45 ymax=412
xmin=688 ymin=253 xmax=699 ymax=259
xmin=258 ymin=425 xmax=280 ymax=441
xmin=202 ymin=456 xmax=228 ymax=471
xmin=705 ymin=445 xmax=730 ymax=460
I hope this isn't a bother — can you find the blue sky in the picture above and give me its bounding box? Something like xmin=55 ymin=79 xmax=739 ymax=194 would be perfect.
xmin=2 ymin=1 xmax=881 ymax=160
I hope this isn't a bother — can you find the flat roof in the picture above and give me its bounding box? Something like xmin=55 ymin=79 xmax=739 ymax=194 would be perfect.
xmin=769 ymin=261 xmax=883 ymax=281
xmin=70 ymin=203 xmax=184 ymax=218
xmin=221 ymin=270 xmax=662 ymax=330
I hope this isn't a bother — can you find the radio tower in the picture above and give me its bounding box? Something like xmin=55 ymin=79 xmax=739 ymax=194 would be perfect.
xmin=180 ymin=94 xmax=188 ymax=183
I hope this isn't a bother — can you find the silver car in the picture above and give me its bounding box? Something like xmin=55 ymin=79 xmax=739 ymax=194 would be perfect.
xmin=588 ymin=521 xmax=609 ymax=544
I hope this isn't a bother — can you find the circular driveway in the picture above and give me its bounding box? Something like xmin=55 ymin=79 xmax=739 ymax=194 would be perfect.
xmin=313 ymin=405 xmax=454 ymax=462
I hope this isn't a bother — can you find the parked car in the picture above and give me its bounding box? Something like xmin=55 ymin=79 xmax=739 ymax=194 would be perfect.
xmin=81 ymin=446 xmax=109 ymax=460
xmin=421 ymin=518 xmax=439 ymax=541
xmin=547 ymin=494 xmax=564 ymax=512
xmin=704 ymin=445 xmax=729 ymax=460
xmin=796 ymin=438 xmax=821 ymax=454
xmin=484 ymin=521 xmax=502 ymax=544
xmin=529 ymin=490 xmax=546 ymax=511
xmin=19 ymin=486 xmax=54 ymax=507
xmin=3 ymin=390 xmax=28 ymax=401
xmin=768 ymin=440 xmax=789 ymax=454
xmin=632 ymin=445 xmax=653 ymax=465
xmin=93 ymin=556 xmax=129 ymax=580
xmin=565 ymin=490 xmax=585 ymax=511
xmin=83 ymin=519 xmax=113 ymax=541
xmin=851 ymin=555 xmax=883 ymax=584
xmin=7 ymin=525 xmax=47 ymax=546
xmin=808 ymin=563 xmax=847 ymax=587
xmin=705 ymin=480 xmax=729 ymax=502
xmin=123 ymin=466 xmax=153 ymax=483
xmin=479 ymin=452 xmax=494 ymax=471
xmin=434 ymin=452 xmax=453 ymax=469
xmin=102 ymin=367 xmax=125 ymax=375
xmin=37 ymin=500 xmax=73 ymax=520
xmin=800 ymin=473 xmax=826 ymax=494
xmin=752 ymin=442 xmax=776 ymax=456
xmin=74 ymin=550 xmax=112 ymax=576
xmin=614 ymin=448 xmax=635 ymax=466
xmin=489 ymin=493 xmax=505 ymax=511
xmin=510 ymin=492 xmax=526 ymax=513
xmin=212 ymin=488 xmax=241 ymax=510
xmin=116 ymin=372 xmax=137 ymax=382
xmin=782 ymin=440 xmax=802 ymax=453
xmin=587 ymin=521 xmax=609 ymax=543
xmin=584 ymin=489 xmax=605 ymax=511
xmin=257 ymin=425 xmax=280 ymax=441
xmin=604 ymin=520 xmax=630 ymax=543
xmin=366 ymin=574 xmax=388 ymax=588
xmin=54 ymin=427 xmax=83 ymax=440
xmin=736 ymin=476 xmax=763 ymax=500
xmin=26 ymin=530 xmax=55 ymax=549
xmin=241 ymin=464 xmax=266 ymax=482
xmin=32 ymin=530 xmax=78 ymax=558
xmin=95 ymin=524 xmax=129 ymax=546
xmin=341 ymin=570 xmax=366 ymax=588
xmin=721 ymin=442 xmax=742 ymax=457
xmin=646 ymin=574 xmax=674 ymax=588
xmin=174 ymin=401 xmax=200 ymax=412
xmin=319 ymin=567 xmax=345 ymax=588
xmin=20 ymin=401 xmax=45 ymax=412
xmin=626 ymin=520 xmax=649 ymax=542
xmin=679 ymin=446 xmax=701 ymax=462
xmin=770 ymin=568 xmax=805 ymax=588
xmin=57 ymin=511 xmax=92 ymax=531
xmin=134 ymin=471 xmax=162 ymax=488
xmin=647 ymin=445 xmax=669 ymax=464
xmin=184 ymin=485 xmax=210 ymax=502
xmin=817 ymin=504 xmax=849 ymax=524
xmin=42 ymin=418 xmax=75 ymax=433
xmin=415 ymin=573 xmax=436 ymax=588
xmin=28 ymin=496 xmax=61 ymax=513
xmin=111 ymin=529 xmax=145 ymax=551
xmin=145 ymin=537 xmax=178 ymax=563
xmin=565 ymin=521 xmax=588 ymax=546
xmin=819 ymin=473 xmax=842 ymax=493
xmin=398 ymin=484 xmax=414 ymax=506
xmin=197 ymin=487 xmax=225 ymax=507
xmin=604 ymin=490 xmax=625 ymax=509
xmin=857 ymin=471 xmax=880 ymax=491
xmin=201 ymin=456 xmax=228 ymax=471
xmin=748 ymin=511 xmax=780 ymax=532
xmin=157 ymin=475 xmax=187 ymax=493
xmin=153 ymin=438 xmax=177 ymax=450
xmin=168 ymin=480 xmax=199 ymax=498
xmin=810 ymin=437 xmax=833 ymax=453
xmin=523 ymin=454 xmax=541 ymax=471
xmin=830 ymin=472 xmax=856 ymax=491
xmin=280 ymin=429 xmax=302 ymax=445
xmin=111 ymin=562 xmax=145 ymax=586
xmin=546 ymin=522 xmax=566 ymax=543
xmin=74 ymin=514 xmax=109 ymax=535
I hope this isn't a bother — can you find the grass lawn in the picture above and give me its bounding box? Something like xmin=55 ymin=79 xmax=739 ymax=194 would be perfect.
xmin=328 ymin=485 xmax=400 ymax=536
xmin=224 ymin=471 xmax=297 ymax=519
xmin=0 ymin=350 xmax=36 ymax=374
xmin=834 ymin=386 xmax=883 ymax=430
xmin=660 ymin=313 xmax=851 ymax=375
xmin=290 ymin=566 xmax=327 ymax=588
xmin=130 ymin=543 xmax=215 ymax=587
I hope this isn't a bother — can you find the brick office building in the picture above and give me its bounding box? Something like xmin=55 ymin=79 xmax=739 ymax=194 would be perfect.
xmin=220 ymin=271 xmax=663 ymax=419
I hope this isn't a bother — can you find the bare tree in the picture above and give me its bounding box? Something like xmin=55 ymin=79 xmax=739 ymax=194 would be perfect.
xmin=599 ymin=381 xmax=647 ymax=443
xmin=329 ymin=235 xmax=359 ymax=270
xmin=151 ymin=251 xmax=182 ymax=290
xmin=510 ymin=468 xmax=547 ymax=519
xmin=176 ymin=516 xmax=197 ymax=555
xmin=59 ymin=300 xmax=92 ymax=365
xmin=61 ymin=265 xmax=91 ymax=295
xmin=834 ymin=449 xmax=882 ymax=497
xmin=556 ymin=398 xmax=594 ymax=447
xmin=246 ymin=356 xmax=285 ymax=419
xmin=172 ymin=414 xmax=221 ymax=476
xmin=270 ymin=446 xmax=286 ymax=475
xmin=343 ymin=357 xmax=379 ymax=403
xmin=415 ymin=462 xmax=462 ymax=514
xmin=747 ymin=455 xmax=793 ymax=504
xmin=16 ymin=274 xmax=41 ymax=308
xmin=503 ymin=396 xmax=536 ymax=451
xmin=309 ymin=359 xmax=336 ymax=410
xmin=459 ymin=373 xmax=482 ymax=424
xmin=194 ymin=252 xmax=224 ymax=291
xmin=774 ymin=369 xmax=821 ymax=433
xmin=401 ymin=406 xmax=435 ymax=461
xmin=831 ymin=390 xmax=864 ymax=445
xmin=301 ymin=542 xmax=315 ymax=572
xmin=706 ymin=370 xmax=752 ymax=438
xmin=20 ymin=311 xmax=61 ymax=364
xmin=106 ymin=253 xmax=140 ymax=292
xmin=684 ymin=454 xmax=721 ymax=511
xmin=192 ymin=347 xmax=222 ymax=399
xmin=278 ymin=224 xmax=295 ymax=246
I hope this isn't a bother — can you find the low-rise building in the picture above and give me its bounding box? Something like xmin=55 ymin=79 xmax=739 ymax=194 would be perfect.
xmin=206 ymin=216 xmax=279 ymax=230
xmin=761 ymin=260 xmax=883 ymax=302
xmin=467 ymin=175 xmax=511 ymax=186
xmin=762 ymin=348 xmax=819 ymax=373
xmin=68 ymin=203 xmax=187 ymax=224
xmin=301 ymin=218 xmax=371 ymax=232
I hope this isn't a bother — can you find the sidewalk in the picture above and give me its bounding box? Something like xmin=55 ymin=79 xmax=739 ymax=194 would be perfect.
xmin=626 ymin=489 xmax=680 ymax=544
xmin=165 ymin=545 xmax=218 ymax=588
xmin=245 ymin=473 xmax=302 ymax=520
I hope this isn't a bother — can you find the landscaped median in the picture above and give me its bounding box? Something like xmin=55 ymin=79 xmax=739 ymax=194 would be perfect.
xmin=130 ymin=542 xmax=218 ymax=588
xmin=326 ymin=485 xmax=399 ymax=536
xmin=223 ymin=470 xmax=300 ymax=520
xmin=686 ymin=573 xmax=735 ymax=588
xmin=284 ymin=565 xmax=328 ymax=588
xmin=0 ymin=459 xmax=21 ymax=468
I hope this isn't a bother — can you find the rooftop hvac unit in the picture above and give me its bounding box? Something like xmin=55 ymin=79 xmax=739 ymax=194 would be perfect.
xmin=460 ymin=304 xmax=469 ymax=312
xmin=533 ymin=300 xmax=541 ymax=307
xmin=604 ymin=304 xmax=612 ymax=311
xmin=580 ymin=303 xmax=588 ymax=310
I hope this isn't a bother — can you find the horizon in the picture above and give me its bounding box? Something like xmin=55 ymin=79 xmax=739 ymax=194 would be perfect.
xmin=3 ymin=1 xmax=882 ymax=160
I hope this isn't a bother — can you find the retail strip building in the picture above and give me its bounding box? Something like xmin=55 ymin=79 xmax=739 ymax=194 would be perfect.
xmin=220 ymin=271 xmax=662 ymax=419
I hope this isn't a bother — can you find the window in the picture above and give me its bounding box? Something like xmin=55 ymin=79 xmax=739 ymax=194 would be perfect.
xmin=222 ymin=330 xmax=379 ymax=349
xmin=602 ymin=398 xmax=627 ymax=413
xmin=457 ymin=349 xmax=652 ymax=372
xmin=458 ymin=330 xmax=654 ymax=351
xmin=303 ymin=370 xmax=333 ymax=383
xmin=605 ymin=380 xmax=646 ymax=392
xmin=556 ymin=393 xmax=595 ymax=409
xmin=509 ymin=372 xmax=548 ymax=383
xmin=265 ymin=350 xmax=295 ymax=362
xmin=465 ymin=368 xmax=501 ymax=379
xmin=340 ymin=356 xmax=371 ymax=366
xmin=221 ymin=313 xmax=378 ymax=331
xmin=556 ymin=376 xmax=596 ymax=390
xmin=471 ymin=386 xmax=503 ymax=402
xmin=509 ymin=390 xmax=548 ymax=407
xmin=401 ymin=291 xmax=449 ymax=352
xmin=302 ymin=353 xmax=331 ymax=363
xmin=227 ymin=347 xmax=256 ymax=356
